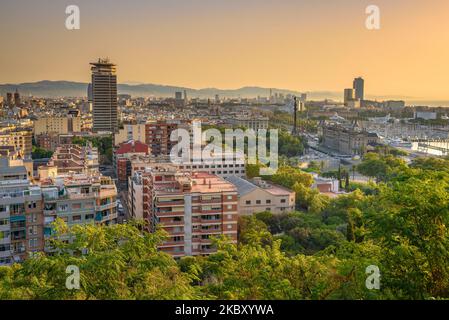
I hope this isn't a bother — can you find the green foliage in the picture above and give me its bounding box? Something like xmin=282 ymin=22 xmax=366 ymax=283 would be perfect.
xmin=410 ymin=157 xmax=449 ymax=173
xmin=265 ymin=166 xmax=313 ymax=189
xmin=72 ymin=136 xmax=113 ymax=165
xmin=357 ymin=153 xmax=407 ymax=183
xmin=0 ymin=220 xmax=197 ymax=300
xmin=278 ymin=130 xmax=305 ymax=157
xmin=31 ymin=146 xmax=53 ymax=159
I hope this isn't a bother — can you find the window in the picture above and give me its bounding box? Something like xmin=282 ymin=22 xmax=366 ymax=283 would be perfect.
xmin=227 ymin=214 xmax=233 ymax=219
xmin=29 ymin=239 xmax=38 ymax=248
xmin=85 ymin=214 xmax=94 ymax=220
xmin=73 ymin=215 xmax=82 ymax=222
xmin=266 ymin=208 xmax=271 ymax=211
xmin=280 ymin=199 xmax=286 ymax=203
xmin=58 ymin=204 xmax=68 ymax=212
xmin=256 ymin=200 xmax=261 ymax=204
xmin=227 ymin=205 xmax=233 ymax=210
xmin=0 ymin=218 xmax=8 ymax=226
xmin=28 ymin=226 xmax=38 ymax=236
xmin=266 ymin=200 xmax=271 ymax=204
xmin=227 ymin=195 xmax=233 ymax=200
xmin=245 ymin=200 xmax=251 ymax=205
xmin=72 ymin=203 xmax=82 ymax=210
xmin=227 ymin=225 xmax=233 ymax=229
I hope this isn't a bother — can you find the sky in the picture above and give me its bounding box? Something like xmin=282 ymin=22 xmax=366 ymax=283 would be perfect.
xmin=1 ymin=0 xmax=449 ymax=100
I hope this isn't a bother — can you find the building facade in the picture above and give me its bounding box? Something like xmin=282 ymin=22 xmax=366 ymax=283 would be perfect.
xmin=140 ymin=168 xmax=238 ymax=258
xmin=91 ymin=58 xmax=118 ymax=133
xmin=226 ymin=176 xmax=295 ymax=215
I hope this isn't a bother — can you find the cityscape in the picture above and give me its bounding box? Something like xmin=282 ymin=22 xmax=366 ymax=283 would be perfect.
xmin=0 ymin=0 xmax=448 ymax=312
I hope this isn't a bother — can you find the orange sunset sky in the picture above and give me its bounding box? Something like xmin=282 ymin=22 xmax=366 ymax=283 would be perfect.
xmin=0 ymin=0 xmax=449 ymax=100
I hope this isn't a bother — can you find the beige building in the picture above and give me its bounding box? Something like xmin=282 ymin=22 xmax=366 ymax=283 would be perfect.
xmin=34 ymin=116 xmax=81 ymax=135
xmin=114 ymin=124 xmax=146 ymax=145
xmin=0 ymin=130 xmax=33 ymax=158
xmin=226 ymin=176 xmax=295 ymax=215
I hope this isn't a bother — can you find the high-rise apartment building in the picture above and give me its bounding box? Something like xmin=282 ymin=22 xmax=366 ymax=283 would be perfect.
xmin=353 ymin=77 xmax=364 ymax=101
xmin=34 ymin=116 xmax=81 ymax=135
xmin=145 ymin=120 xmax=181 ymax=156
xmin=0 ymin=158 xmax=44 ymax=266
xmin=90 ymin=58 xmax=118 ymax=133
xmin=141 ymin=167 xmax=238 ymax=258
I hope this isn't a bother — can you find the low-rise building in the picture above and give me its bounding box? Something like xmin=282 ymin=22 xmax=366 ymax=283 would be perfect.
xmin=44 ymin=144 xmax=99 ymax=175
xmin=321 ymin=122 xmax=379 ymax=155
xmin=225 ymin=176 xmax=295 ymax=215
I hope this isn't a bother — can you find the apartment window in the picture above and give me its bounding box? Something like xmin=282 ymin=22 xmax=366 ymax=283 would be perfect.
xmin=245 ymin=200 xmax=251 ymax=205
xmin=227 ymin=214 xmax=233 ymax=220
xmin=27 ymin=202 xmax=37 ymax=209
xmin=227 ymin=195 xmax=233 ymax=200
xmin=10 ymin=204 xmax=25 ymax=214
xmin=73 ymin=215 xmax=82 ymax=222
xmin=58 ymin=204 xmax=68 ymax=212
xmin=29 ymin=238 xmax=38 ymax=248
xmin=256 ymin=200 xmax=261 ymax=205
xmin=0 ymin=218 xmax=8 ymax=226
xmin=28 ymin=226 xmax=38 ymax=236
xmin=266 ymin=208 xmax=271 ymax=211
xmin=85 ymin=214 xmax=94 ymax=220
xmin=0 ymin=244 xmax=10 ymax=252
xmin=173 ymin=236 xmax=183 ymax=242
xmin=72 ymin=203 xmax=82 ymax=210
xmin=227 ymin=225 xmax=233 ymax=230
xmin=280 ymin=199 xmax=286 ymax=203
xmin=266 ymin=200 xmax=271 ymax=204
xmin=227 ymin=205 xmax=233 ymax=210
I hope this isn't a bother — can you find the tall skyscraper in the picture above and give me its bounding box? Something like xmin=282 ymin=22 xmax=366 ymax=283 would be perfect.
xmin=90 ymin=58 xmax=118 ymax=133
xmin=353 ymin=77 xmax=364 ymax=101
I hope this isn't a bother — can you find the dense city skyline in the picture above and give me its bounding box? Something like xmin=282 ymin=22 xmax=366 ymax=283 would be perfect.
xmin=1 ymin=0 xmax=449 ymax=100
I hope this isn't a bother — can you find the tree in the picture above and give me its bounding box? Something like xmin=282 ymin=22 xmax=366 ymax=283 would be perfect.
xmin=0 ymin=220 xmax=197 ymax=300
xmin=365 ymin=174 xmax=449 ymax=298
xmin=31 ymin=146 xmax=53 ymax=159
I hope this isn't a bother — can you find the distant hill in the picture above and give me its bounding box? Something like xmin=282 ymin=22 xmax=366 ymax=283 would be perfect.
xmin=0 ymin=80 xmax=339 ymax=100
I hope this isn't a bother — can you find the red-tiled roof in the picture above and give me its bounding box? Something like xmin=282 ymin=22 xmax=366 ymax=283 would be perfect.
xmin=116 ymin=140 xmax=149 ymax=155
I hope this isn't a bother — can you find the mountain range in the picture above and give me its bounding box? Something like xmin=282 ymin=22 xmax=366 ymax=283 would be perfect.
xmin=0 ymin=80 xmax=342 ymax=100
